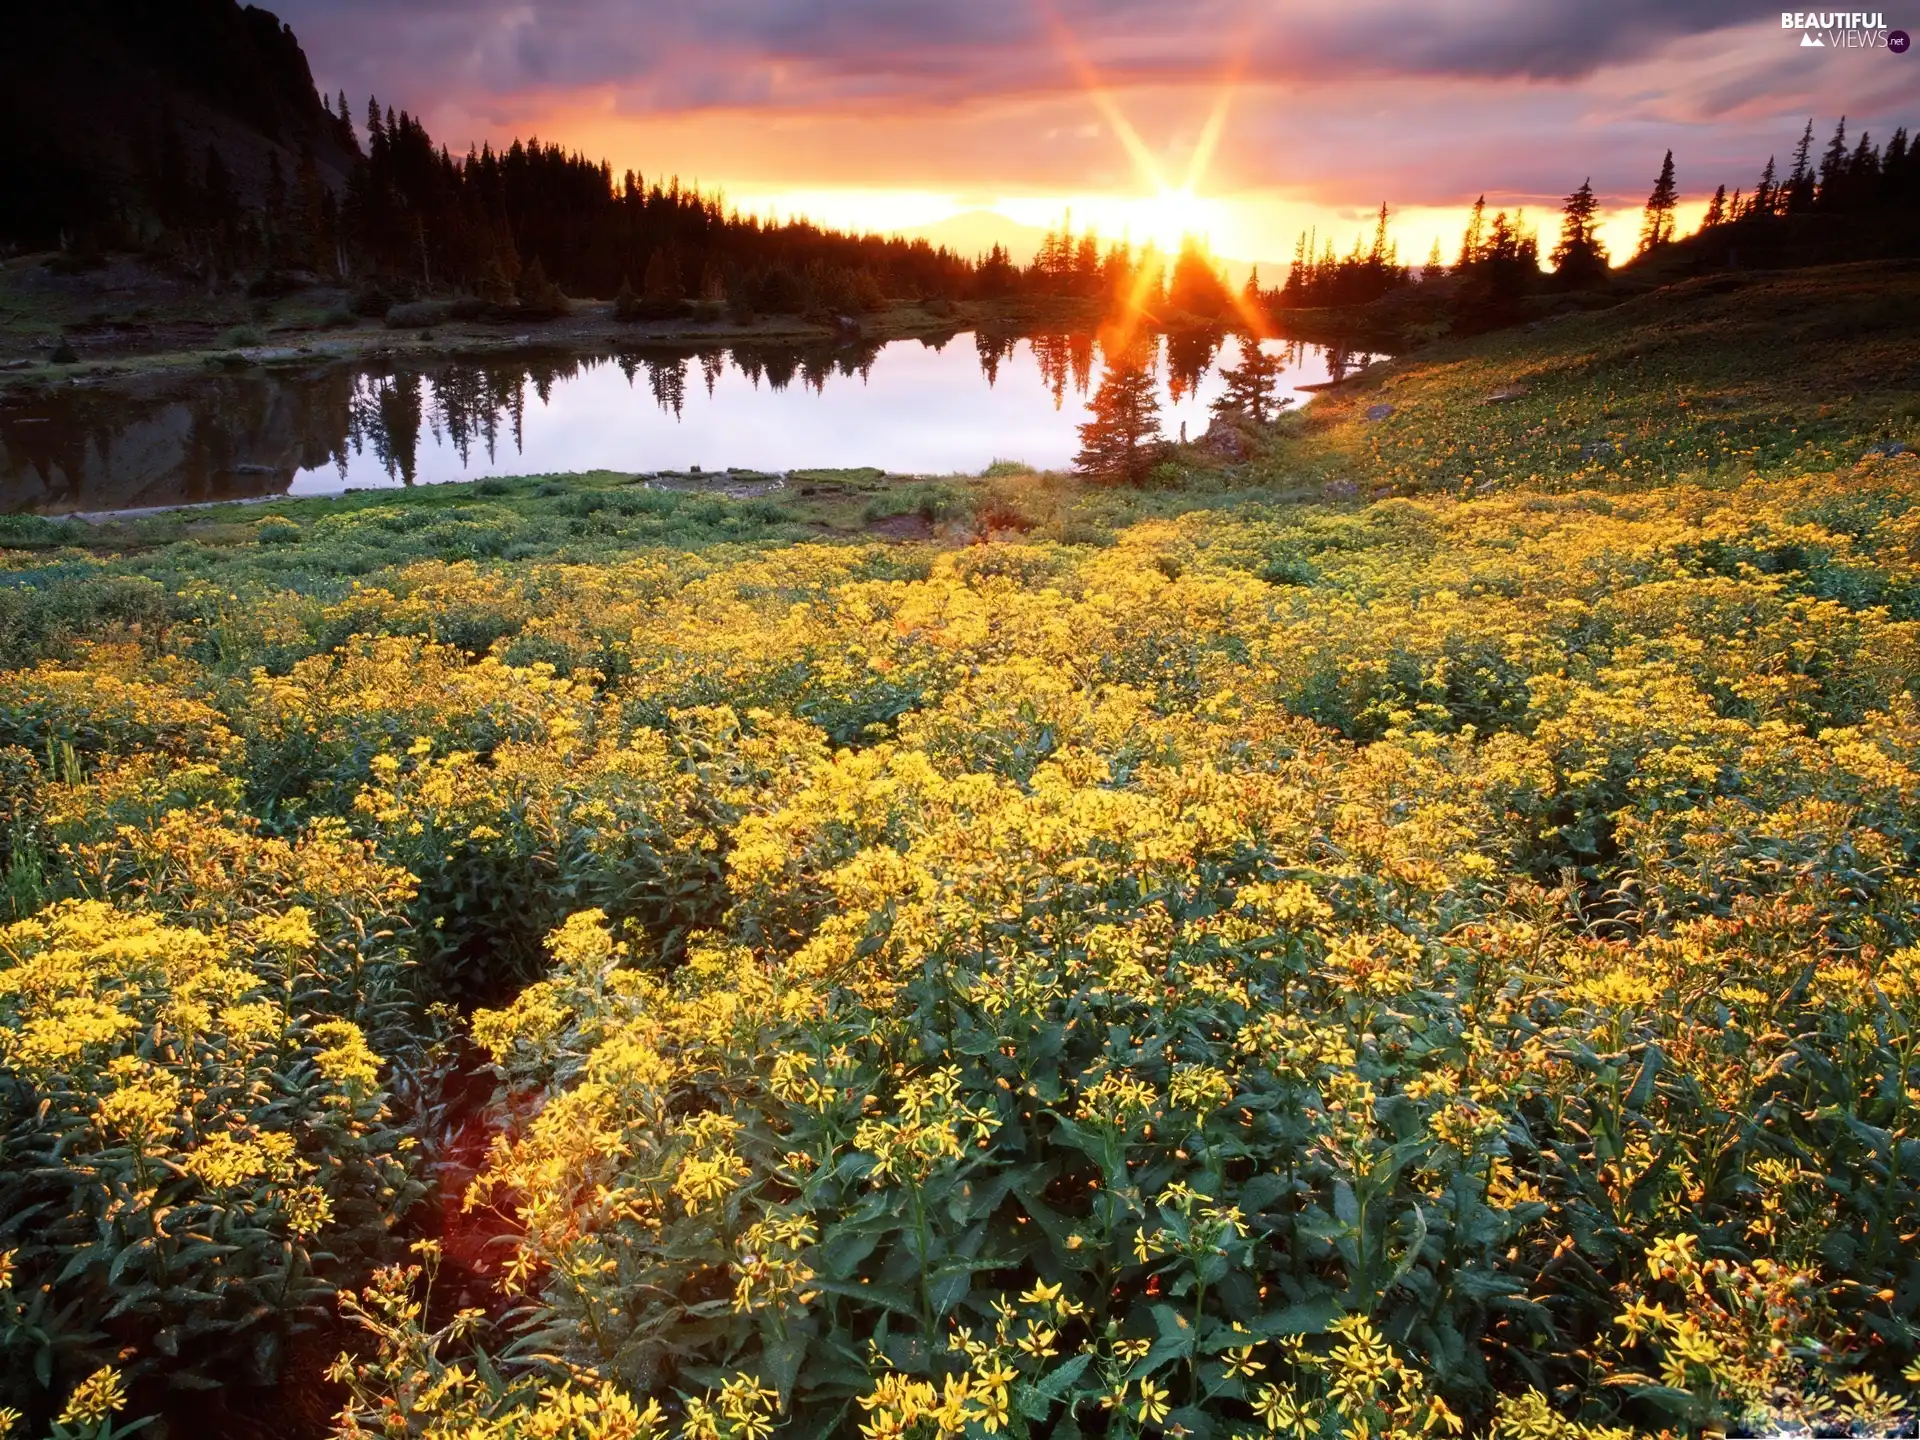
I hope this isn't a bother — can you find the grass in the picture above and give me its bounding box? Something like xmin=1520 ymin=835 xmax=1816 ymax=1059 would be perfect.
xmin=1264 ymin=261 xmax=1920 ymax=499
xmin=3 ymin=261 xmax=1915 ymax=667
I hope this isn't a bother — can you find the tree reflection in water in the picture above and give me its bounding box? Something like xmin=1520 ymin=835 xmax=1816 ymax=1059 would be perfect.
xmin=2 ymin=332 xmax=1379 ymax=513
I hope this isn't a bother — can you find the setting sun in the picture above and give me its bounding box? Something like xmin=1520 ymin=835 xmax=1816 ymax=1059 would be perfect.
xmin=996 ymin=187 xmax=1238 ymax=256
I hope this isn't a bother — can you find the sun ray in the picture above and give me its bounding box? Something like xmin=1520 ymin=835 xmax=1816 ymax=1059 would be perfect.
xmin=1037 ymin=1 xmax=1266 ymax=343
xmin=1180 ymin=72 xmax=1238 ymax=196
xmin=1035 ymin=2 xmax=1170 ymax=197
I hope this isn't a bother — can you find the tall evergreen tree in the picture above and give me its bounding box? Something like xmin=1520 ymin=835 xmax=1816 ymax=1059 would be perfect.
xmin=1550 ymin=177 xmax=1608 ymax=285
xmin=1637 ymin=150 xmax=1678 ymax=256
xmin=1753 ymin=156 xmax=1778 ymax=218
xmin=1458 ymin=195 xmax=1487 ymax=269
xmin=1786 ymin=119 xmax=1818 ymax=212
xmin=1818 ymin=117 xmax=1849 ymax=203
xmin=1367 ymin=202 xmax=1390 ymax=268
xmin=1210 ymin=342 xmax=1284 ymax=425
xmin=1075 ymin=340 xmax=1162 ymax=483
xmin=1702 ymin=184 xmax=1727 ymax=229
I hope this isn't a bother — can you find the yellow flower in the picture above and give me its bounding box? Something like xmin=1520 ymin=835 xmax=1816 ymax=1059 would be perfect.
xmin=58 ymin=1367 xmax=127 ymax=1427
xmin=1135 ymin=1377 xmax=1171 ymax=1426
xmin=310 ymin=1019 xmax=381 ymax=1096
xmin=285 ymin=1184 xmax=335 ymax=1239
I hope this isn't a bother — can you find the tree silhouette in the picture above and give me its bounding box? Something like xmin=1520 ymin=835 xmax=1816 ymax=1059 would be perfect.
xmin=1550 ymin=178 xmax=1609 ymax=286
xmin=1786 ymin=119 xmax=1817 ymax=212
xmin=612 ymin=274 xmax=640 ymax=321
xmin=1458 ymin=195 xmax=1487 ymax=269
xmin=1818 ymin=117 xmax=1849 ymax=203
xmin=1167 ymin=238 xmax=1229 ymax=319
xmin=1637 ymin=150 xmax=1677 ymax=256
xmin=1702 ymin=184 xmax=1727 ymax=229
xmin=1075 ymin=340 xmax=1162 ymax=483
xmin=640 ymin=247 xmax=685 ymax=316
xmin=1751 ymin=155 xmax=1778 ymax=218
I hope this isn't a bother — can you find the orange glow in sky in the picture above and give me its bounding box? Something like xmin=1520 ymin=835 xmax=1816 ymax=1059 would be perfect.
xmin=285 ymin=0 xmax=1899 ymax=276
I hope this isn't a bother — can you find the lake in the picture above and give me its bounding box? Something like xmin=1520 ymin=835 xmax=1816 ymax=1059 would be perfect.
xmin=0 ymin=332 xmax=1378 ymax=515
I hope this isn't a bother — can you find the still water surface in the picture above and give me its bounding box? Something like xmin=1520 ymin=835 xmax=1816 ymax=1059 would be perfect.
xmin=0 ymin=332 xmax=1377 ymax=515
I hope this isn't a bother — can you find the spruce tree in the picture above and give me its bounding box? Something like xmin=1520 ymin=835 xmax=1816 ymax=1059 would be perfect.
xmin=1702 ymin=184 xmax=1727 ymax=229
xmin=1075 ymin=341 xmax=1163 ymax=483
xmin=1457 ymin=196 xmax=1486 ymax=270
xmin=1818 ymin=117 xmax=1849 ymax=204
xmin=1637 ymin=150 xmax=1677 ymax=256
xmin=1550 ymin=177 xmax=1608 ymax=285
xmin=1786 ymin=119 xmax=1817 ymax=212
xmin=613 ymin=274 xmax=640 ymax=321
xmin=1210 ymin=342 xmax=1284 ymax=425
xmin=642 ymin=248 xmax=683 ymax=308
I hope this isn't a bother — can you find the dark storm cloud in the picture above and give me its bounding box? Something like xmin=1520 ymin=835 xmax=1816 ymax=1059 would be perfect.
xmin=272 ymin=0 xmax=1773 ymax=111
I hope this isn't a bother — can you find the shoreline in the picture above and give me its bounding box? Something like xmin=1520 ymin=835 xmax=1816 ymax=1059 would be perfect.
xmin=0 ymin=284 xmax=1112 ymax=396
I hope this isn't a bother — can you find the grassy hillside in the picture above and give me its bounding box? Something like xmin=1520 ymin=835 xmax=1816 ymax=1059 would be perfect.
xmin=1289 ymin=262 xmax=1919 ymax=498
xmin=1 ymin=263 xmax=1918 ymax=1440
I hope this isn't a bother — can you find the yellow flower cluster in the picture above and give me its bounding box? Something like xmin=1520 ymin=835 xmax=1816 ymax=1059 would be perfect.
xmin=6 ymin=450 xmax=1920 ymax=1436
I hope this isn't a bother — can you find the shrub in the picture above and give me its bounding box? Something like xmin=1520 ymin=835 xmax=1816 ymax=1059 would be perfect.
xmin=0 ymin=901 xmax=423 ymax=1415
xmin=384 ymin=300 xmax=451 ymax=330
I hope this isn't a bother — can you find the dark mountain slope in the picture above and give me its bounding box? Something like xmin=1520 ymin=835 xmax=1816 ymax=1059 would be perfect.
xmin=0 ymin=0 xmax=357 ymax=250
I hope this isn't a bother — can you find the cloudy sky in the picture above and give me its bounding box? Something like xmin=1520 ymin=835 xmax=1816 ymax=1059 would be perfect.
xmin=274 ymin=0 xmax=1917 ymax=264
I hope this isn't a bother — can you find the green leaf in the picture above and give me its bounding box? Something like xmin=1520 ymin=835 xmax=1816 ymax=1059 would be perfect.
xmin=927 ymin=1266 xmax=970 ymax=1316
xmin=1036 ymin=1352 xmax=1092 ymax=1400
xmin=1332 ymin=1179 xmax=1359 ymax=1229
xmin=806 ymin=1276 xmax=920 ymax=1319
xmin=1237 ymin=1172 xmax=1289 ymax=1213
xmin=1627 ymin=1044 xmax=1662 ymax=1109
xmin=760 ymin=1333 xmax=808 ymax=1407
xmin=1251 ymin=1296 xmax=1342 ymax=1339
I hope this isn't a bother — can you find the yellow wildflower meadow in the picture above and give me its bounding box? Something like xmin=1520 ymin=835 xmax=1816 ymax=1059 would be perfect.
xmin=3 ymin=449 xmax=1920 ymax=1436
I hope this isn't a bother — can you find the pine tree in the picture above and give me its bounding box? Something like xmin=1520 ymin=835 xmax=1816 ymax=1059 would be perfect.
xmin=1210 ymin=342 xmax=1283 ymax=425
xmin=642 ymin=248 xmax=683 ymax=307
xmin=1074 ymin=235 xmax=1101 ymax=295
xmin=1167 ymin=238 xmax=1228 ymax=318
xmin=1458 ymin=196 xmax=1486 ymax=270
xmin=1753 ymin=156 xmax=1778 ymax=218
xmin=1637 ymin=150 xmax=1677 ymax=257
xmin=1422 ymin=237 xmax=1444 ymax=283
xmin=1786 ymin=119 xmax=1817 ymax=212
xmin=1367 ymin=202 xmax=1390 ymax=269
xmin=1842 ymin=131 xmax=1880 ymax=209
xmin=1075 ymin=341 xmax=1162 ymax=483
xmin=517 ymin=256 xmax=566 ymax=316
xmin=1550 ymin=177 xmax=1608 ymax=285
xmin=1702 ymin=184 xmax=1727 ymax=229
xmin=1818 ymin=117 xmax=1849 ymax=204
xmin=612 ymin=274 xmax=640 ymax=321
